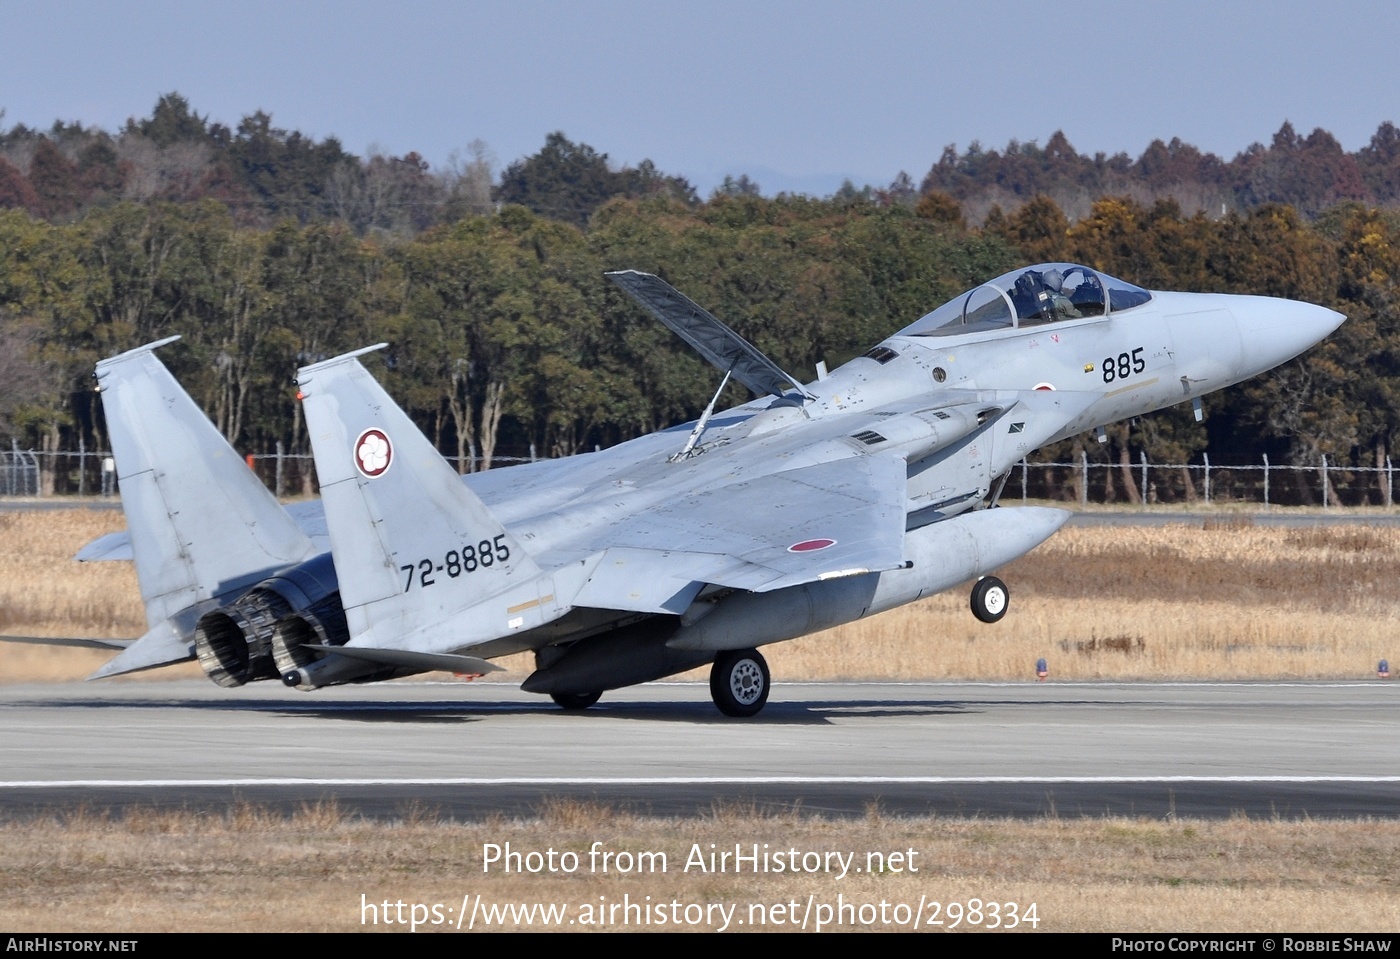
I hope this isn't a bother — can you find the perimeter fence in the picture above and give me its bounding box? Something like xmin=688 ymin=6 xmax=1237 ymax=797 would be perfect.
xmin=0 ymin=444 xmax=39 ymax=496
xmin=14 ymin=446 xmax=536 ymax=499
xmin=8 ymin=446 xmax=1399 ymax=509
xmin=1011 ymin=452 xmax=1395 ymax=508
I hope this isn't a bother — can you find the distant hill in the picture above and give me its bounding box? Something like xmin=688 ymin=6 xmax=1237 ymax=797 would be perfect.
xmin=3 ymin=94 xmax=1399 ymax=230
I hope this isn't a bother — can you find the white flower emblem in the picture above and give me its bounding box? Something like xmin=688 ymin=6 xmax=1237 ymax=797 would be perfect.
xmin=354 ymin=429 xmax=392 ymax=477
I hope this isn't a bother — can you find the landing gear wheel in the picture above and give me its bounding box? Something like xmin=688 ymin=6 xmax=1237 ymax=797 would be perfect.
xmin=970 ymin=576 xmax=1009 ymax=624
xmin=551 ymin=691 xmax=602 ymax=710
xmin=710 ymin=648 xmax=770 ymax=718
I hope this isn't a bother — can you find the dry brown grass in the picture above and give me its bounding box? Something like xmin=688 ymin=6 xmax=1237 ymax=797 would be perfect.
xmin=1 ymin=806 xmax=1396 ymax=932
xmin=4 ymin=510 xmax=1400 ymax=683
xmin=770 ymin=520 xmax=1400 ymax=682
xmin=0 ymin=510 xmax=141 ymax=633
xmin=0 ymin=510 xmax=201 ymax=681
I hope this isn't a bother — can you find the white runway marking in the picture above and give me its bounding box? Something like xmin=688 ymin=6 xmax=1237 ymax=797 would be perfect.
xmin=6 ymin=775 xmax=1400 ymax=788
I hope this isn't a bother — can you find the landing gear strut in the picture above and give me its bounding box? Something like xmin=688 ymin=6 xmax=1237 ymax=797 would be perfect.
xmin=970 ymin=576 xmax=1009 ymax=624
xmin=709 ymin=648 xmax=770 ymax=717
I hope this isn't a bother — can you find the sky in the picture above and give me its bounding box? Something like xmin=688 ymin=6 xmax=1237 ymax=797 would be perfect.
xmin=3 ymin=0 xmax=1399 ymax=197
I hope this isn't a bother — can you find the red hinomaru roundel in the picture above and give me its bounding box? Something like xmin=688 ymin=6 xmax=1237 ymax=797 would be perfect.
xmin=788 ymin=538 xmax=836 ymax=553
xmin=354 ymin=428 xmax=392 ymax=478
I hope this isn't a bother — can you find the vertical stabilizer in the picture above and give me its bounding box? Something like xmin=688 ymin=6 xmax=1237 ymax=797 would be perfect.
xmin=296 ymin=347 xmax=541 ymax=649
xmin=97 ymin=338 xmax=316 ymax=627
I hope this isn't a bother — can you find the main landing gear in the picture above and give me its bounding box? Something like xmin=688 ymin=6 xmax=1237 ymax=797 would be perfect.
xmin=710 ymin=647 xmax=770 ymax=717
xmin=970 ymin=576 xmax=1009 ymax=624
xmin=546 ymin=649 xmax=772 ymax=717
xmin=550 ymin=690 xmax=602 ymax=710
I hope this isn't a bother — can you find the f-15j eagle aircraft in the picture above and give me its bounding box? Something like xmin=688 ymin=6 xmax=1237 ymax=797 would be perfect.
xmin=61 ymin=263 xmax=1343 ymax=717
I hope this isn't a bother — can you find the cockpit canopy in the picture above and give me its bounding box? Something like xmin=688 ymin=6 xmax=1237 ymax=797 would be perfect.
xmin=897 ymin=263 xmax=1153 ymax=337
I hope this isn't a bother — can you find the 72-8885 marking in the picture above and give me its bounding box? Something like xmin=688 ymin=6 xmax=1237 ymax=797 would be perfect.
xmin=402 ymin=535 xmax=510 ymax=591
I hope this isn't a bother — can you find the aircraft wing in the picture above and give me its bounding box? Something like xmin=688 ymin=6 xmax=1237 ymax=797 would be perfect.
xmin=606 ymin=270 xmax=809 ymax=398
xmin=573 ymin=451 xmax=909 ymax=609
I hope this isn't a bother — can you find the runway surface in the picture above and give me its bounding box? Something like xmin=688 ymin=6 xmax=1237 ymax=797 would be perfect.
xmin=2 ymin=679 xmax=1396 ymax=819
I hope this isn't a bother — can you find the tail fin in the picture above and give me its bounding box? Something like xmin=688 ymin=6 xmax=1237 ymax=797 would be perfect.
xmin=296 ymin=347 xmax=541 ymax=649
xmin=97 ymin=337 xmax=316 ymax=627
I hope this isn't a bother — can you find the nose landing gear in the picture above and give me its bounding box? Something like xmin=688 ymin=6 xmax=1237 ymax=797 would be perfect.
xmin=970 ymin=576 xmax=1009 ymax=624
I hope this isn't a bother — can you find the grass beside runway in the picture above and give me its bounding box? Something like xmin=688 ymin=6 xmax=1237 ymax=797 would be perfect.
xmin=3 ymin=510 xmax=1398 ymax=684
xmin=0 ymin=802 xmax=1396 ymax=932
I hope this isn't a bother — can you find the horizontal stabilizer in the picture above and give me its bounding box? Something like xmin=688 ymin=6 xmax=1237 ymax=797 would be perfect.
xmin=606 ymin=270 xmax=808 ymax=398
xmin=0 ymin=634 xmax=132 ymax=651
xmin=317 ymin=645 xmax=503 ymax=675
xmin=87 ymin=618 xmax=198 ymax=679
xmin=74 ymin=532 xmax=133 ymax=562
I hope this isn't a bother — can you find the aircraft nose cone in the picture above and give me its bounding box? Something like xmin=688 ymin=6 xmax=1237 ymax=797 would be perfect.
xmin=1234 ymin=297 xmax=1346 ymax=374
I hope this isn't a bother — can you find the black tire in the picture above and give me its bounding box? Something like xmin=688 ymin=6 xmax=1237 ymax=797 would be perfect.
xmin=970 ymin=576 xmax=1009 ymax=624
xmin=709 ymin=648 xmax=770 ymax=718
xmin=550 ymin=690 xmax=602 ymax=710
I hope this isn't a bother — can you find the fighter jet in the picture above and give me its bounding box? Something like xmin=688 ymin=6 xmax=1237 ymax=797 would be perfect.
xmin=58 ymin=263 xmax=1343 ymax=716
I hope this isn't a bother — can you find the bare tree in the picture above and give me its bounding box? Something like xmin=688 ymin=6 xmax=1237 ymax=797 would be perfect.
xmin=0 ymin=319 xmax=51 ymax=439
xmin=116 ymin=136 xmax=212 ymax=201
xmin=440 ymin=140 xmax=496 ymax=219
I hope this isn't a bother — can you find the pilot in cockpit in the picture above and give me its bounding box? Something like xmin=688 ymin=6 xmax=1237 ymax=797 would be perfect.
xmin=1040 ymin=268 xmax=1082 ymax=320
xmin=1013 ymin=268 xmax=1082 ymax=324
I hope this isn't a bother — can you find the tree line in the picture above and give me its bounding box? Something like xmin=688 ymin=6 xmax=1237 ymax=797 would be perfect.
xmin=9 ymin=95 xmax=1400 ymax=235
xmin=921 ymin=123 xmax=1400 ymax=222
xmin=0 ymin=95 xmax=1397 ymax=504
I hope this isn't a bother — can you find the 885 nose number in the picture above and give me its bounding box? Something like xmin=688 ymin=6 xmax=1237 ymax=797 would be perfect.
xmin=1101 ymin=347 xmax=1145 ymax=383
xmin=402 ymin=535 xmax=510 ymax=591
